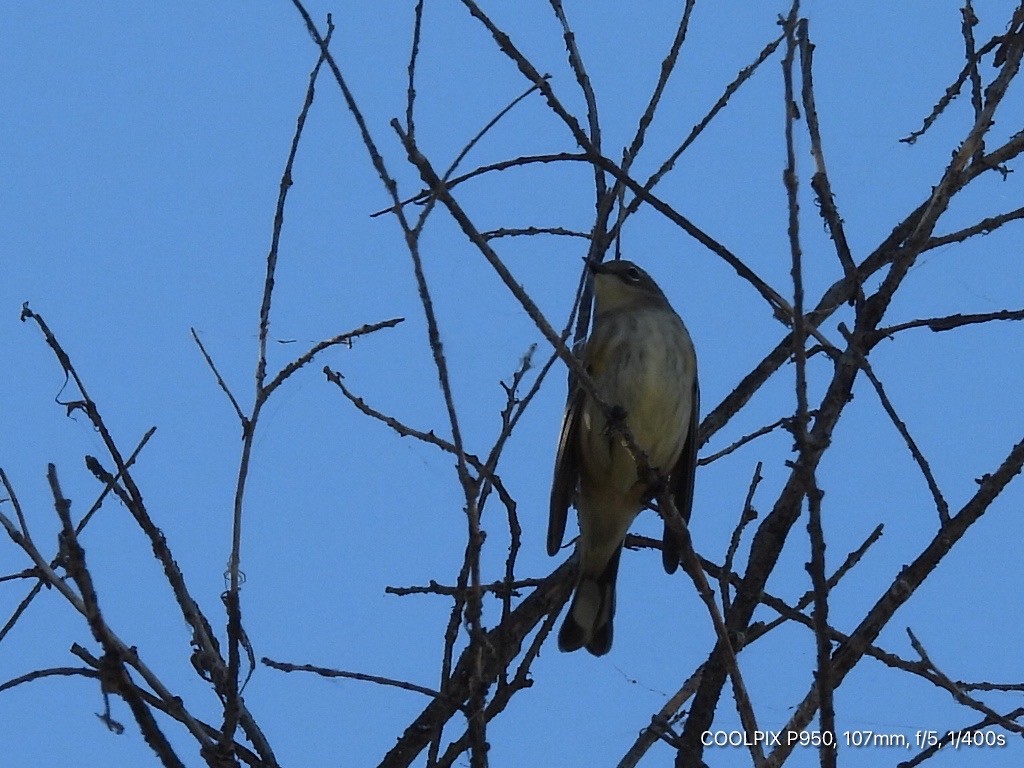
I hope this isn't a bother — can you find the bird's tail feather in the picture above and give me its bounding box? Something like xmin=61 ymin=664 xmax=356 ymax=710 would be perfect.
xmin=558 ymin=547 xmax=622 ymax=656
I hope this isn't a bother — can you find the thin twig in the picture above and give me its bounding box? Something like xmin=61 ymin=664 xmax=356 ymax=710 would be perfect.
xmin=899 ymin=708 xmax=1024 ymax=767
xmin=839 ymin=323 xmax=950 ymax=523
xmin=658 ymin=491 xmax=765 ymax=766
xmin=719 ymin=463 xmax=762 ymax=615
xmin=262 ymin=658 xmax=466 ymax=712
xmin=19 ymin=307 xmax=236 ymax=738
xmin=480 ymin=225 xmax=590 ymax=240
xmin=379 ymin=560 xmax=575 ymax=768
xmin=404 ymin=0 xmax=424 ymax=138
xmin=925 ymin=205 xmax=1024 ymax=248
xmin=191 ymin=329 xmax=246 ymax=424
xmin=764 ymin=431 xmax=1024 ymax=766
xmin=963 ymin=2 xmax=984 ymax=149
xmin=621 ymin=0 xmax=697 ymax=173
xmin=48 ymin=464 xmax=199 ymax=765
xmin=874 ymin=307 xmax=1024 ymax=339
xmin=0 ymin=666 xmax=100 ymax=694
xmin=385 ymin=577 xmax=546 ymax=599
xmin=1 ymin=427 xmax=154 ymax=646
xmin=459 ymin=0 xmax=591 ymax=150
xmin=613 ymin=31 xmax=785 ymax=238
xmin=370 ymin=152 xmax=588 ymax=218
xmin=222 ymin=15 xmax=335 ymax=753
xmin=783 ymin=12 xmax=836 ymax=767
xmin=548 ymin=0 xmax=605 ymax=199
xmin=264 ymin=317 xmax=404 ymax=399
xmin=906 ymin=627 xmax=1024 ymax=732
xmin=900 ymin=34 xmax=999 ymax=144
xmin=0 ymin=468 xmax=30 ymax=542
xmin=798 ymin=18 xmax=860 ymax=307
xmin=698 ymin=417 xmax=791 ymax=465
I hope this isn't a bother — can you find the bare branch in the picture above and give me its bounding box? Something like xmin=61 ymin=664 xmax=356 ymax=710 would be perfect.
xmin=875 ymin=307 xmax=1024 ymax=339
xmin=191 ymin=328 xmax=246 ymax=425
xmin=263 ymin=317 xmax=404 ymax=399
xmin=262 ymin=658 xmax=464 ymax=711
xmin=764 ymin=430 xmax=1024 ymax=765
xmin=404 ymin=0 xmax=424 ymax=138
xmin=906 ymin=627 xmax=1024 ymax=733
xmin=839 ymin=324 xmax=950 ymax=523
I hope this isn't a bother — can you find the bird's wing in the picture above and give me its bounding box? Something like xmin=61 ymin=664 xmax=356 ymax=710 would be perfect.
xmin=548 ymin=377 xmax=583 ymax=557
xmin=663 ymin=374 xmax=699 ymax=573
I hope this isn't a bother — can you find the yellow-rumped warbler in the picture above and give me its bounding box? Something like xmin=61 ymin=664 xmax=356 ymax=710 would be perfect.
xmin=548 ymin=259 xmax=699 ymax=655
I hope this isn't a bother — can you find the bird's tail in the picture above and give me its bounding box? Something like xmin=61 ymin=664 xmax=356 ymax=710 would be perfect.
xmin=558 ymin=547 xmax=623 ymax=656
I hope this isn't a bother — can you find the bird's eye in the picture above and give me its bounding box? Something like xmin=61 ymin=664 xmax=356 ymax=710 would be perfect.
xmin=625 ymin=266 xmax=642 ymax=283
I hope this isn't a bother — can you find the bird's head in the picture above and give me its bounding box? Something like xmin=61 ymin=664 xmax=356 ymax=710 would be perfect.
xmin=588 ymin=259 xmax=671 ymax=314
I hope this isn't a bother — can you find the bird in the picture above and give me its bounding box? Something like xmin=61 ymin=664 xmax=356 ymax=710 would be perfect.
xmin=548 ymin=259 xmax=699 ymax=656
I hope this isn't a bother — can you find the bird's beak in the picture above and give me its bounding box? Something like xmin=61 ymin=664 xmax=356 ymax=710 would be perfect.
xmin=587 ymin=259 xmax=610 ymax=275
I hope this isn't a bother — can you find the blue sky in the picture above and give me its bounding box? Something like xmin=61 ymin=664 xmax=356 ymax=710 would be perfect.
xmin=3 ymin=2 xmax=1024 ymax=766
